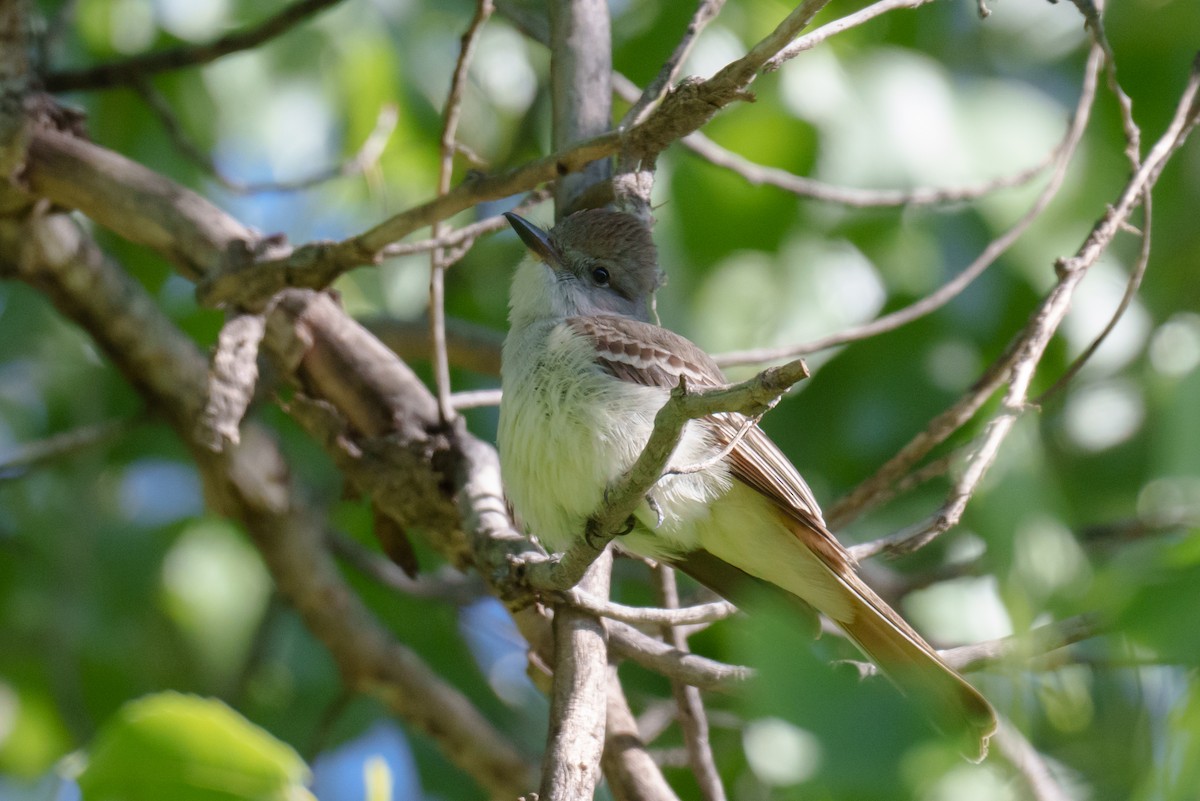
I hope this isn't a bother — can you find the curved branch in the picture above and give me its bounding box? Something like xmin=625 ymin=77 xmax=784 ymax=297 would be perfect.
xmin=2 ymin=210 xmax=537 ymax=798
xmin=45 ymin=0 xmax=347 ymax=92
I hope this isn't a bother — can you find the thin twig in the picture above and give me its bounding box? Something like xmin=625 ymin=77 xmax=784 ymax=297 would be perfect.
xmin=380 ymin=189 xmax=550 ymax=259
xmin=716 ymin=41 xmax=1103 ymax=369
xmin=850 ymin=55 xmax=1200 ymax=558
xmin=45 ymin=0 xmax=347 ymax=92
xmin=450 ymin=388 xmax=503 ymax=410
xmin=941 ymin=614 xmax=1101 ymax=673
xmin=326 ymin=529 xmax=485 ymax=603
xmin=666 ymin=412 xmax=761 ymax=476
xmin=824 ymin=43 xmax=1106 ymax=529
xmin=1035 ymin=191 xmax=1152 ymax=404
xmin=564 ymin=589 xmax=738 ymax=627
xmin=656 ymin=566 xmax=727 ymax=801
xmin=992 ymin=719 xmax=1073 ymax=801
xmin=602 ymin=666 xmax=683 ymax=801
xmin=0 ymin=418 xmax=131 ymax=479
xmin=430 ymin=0 xmax=495 ymax=424
xmin=619 ymin=0 xmax=727 ymax=129
xmin=765 ymin=0 xmax=941 ymax=71
xmin=844 ymin=613 xmax=1100 ymax=680
xmin=682 ymin=129 xmax=1060 ymax=209
xmin=607 ymin=619 xmax=752 ymax=692
xmin=135 ymin=77 xmax=399 ymax=194
xmin=1068 ymin=0 xmax=1141 ymax=166
xmin=840 ymin=450 xmax=959 ymax=541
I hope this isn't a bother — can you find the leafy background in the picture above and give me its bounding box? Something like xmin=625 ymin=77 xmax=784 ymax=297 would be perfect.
xmin=2 ymin=0 xmax=1199 ymax=799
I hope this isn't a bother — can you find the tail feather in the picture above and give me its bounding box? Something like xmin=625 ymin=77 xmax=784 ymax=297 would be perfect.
xmin=674 ymin=548 xmax=997 ymax=761
xmin=835 ymin=572 xmax=997 ymax=761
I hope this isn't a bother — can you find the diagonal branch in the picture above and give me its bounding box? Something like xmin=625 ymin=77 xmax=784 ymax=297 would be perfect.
xmin=766 ymin=0 xmax=942 ymax=71
xmin=135 ymin=75 xmax=398 ymax=195
xmin=849 ymin=55 xmax=1200 ymax=558
xmin=824 ymin=42 xmax=1105 ymax=527
xmin=681 ymin=128 xmax=1061 ymax=209
xmin=521 ymin=358 xmax=809 ymax=591
xmin=619 ymin=0 xmax=727 ymax=130
xmin=199 ymin=0 xmax=835 ymax=308
xmin=716 ymin=40 xmax=1104 ymax=368
xmin=2 ymin=210 xmax=538 ymax=798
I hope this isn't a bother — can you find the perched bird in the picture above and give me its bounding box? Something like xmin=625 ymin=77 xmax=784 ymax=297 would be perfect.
xmin=498 ymin=208 xmax=997 ymax=759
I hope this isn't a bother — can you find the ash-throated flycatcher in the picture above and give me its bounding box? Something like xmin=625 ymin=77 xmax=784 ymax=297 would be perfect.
xmin=499 ymin=209 xmax=997 ymax=759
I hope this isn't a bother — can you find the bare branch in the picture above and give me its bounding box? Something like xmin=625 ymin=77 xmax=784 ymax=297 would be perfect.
xmin=3 ymin=210 xmax=538 ymax=798
xmin=824 ymin=44 xmax=1106 ymax=528
xmin=1067 ymin=0 xmax=1141 ymax=166
xmin=540 ymin=552 xmax=612 ymax=801
xmin=0 ymin=418 xmax=131 ymax=479
xmin=992 ymin=719 xmax=1074 ymax=801
xmin=430 ymin=0 xmax=495 ymax=423
xmin=619 ymin=0 xmax=727 ymax=129
xmin=940 ymin=614 xmax=1101 ymax=674
xmin=564 ymin=589 xmax=738 ymax=627
xmin=25 ymin=127 xmax=264 ymax=283
xmin=326 ymin=528 xmax=485 ymax=604
xmin=656 ymin=566 xmax=726 ymax=801
xmin=716 ymin=41 xmax=1104 ymax=369
xmin=766 ymin=0 xmax=940 ymax=71
xmin=682 ymin=129 xmax=1059 ymax=209
xmin=848 ymin=55 xmax=1200 ymax=556
xmin=549 ymin=0 xmax=612 ymax=216
xmin=450 ymin=388 xmax=503 ymax=410
xmin=602 ymin=666 xmax=683 ymax=801
xmin=607 ymin=619 xmax=752 ymax=692
xmin=381 ymin=189 xmax=550 ymax=259
xmin=45 ymin=0 xmax=348 ymax=92
xmin=1035 ymin=191 xmax=1152 ymax=404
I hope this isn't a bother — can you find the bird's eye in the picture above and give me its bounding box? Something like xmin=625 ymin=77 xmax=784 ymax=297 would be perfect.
xmin=591 ymin=266 xmax=610 ymax=286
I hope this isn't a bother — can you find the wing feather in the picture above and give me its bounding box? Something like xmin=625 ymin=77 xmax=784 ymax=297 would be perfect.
xmin=568 ymin=315 xmax=851 ymax=571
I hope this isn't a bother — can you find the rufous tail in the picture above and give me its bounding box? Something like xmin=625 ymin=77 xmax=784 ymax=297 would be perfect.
xmin=834 ymin=571 xmax=997 ymax=761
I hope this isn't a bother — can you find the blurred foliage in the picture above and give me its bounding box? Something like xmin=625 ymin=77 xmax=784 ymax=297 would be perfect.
xmin=77 ymin=693 xmax=311 ymax=801
xmin=3 ymin=0 xmax=1200 ymax=799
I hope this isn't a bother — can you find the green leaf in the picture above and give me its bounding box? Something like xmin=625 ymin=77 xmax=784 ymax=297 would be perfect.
xmin=78 ymin=693 xmax=312 ymax=801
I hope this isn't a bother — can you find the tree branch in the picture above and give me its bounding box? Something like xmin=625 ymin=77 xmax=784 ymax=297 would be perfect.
xmin=1 ymin=210 xmax=538 ymax=798
xmin=563 ymin=590 xmax=738 ymax=627
xmin=607 ymin=619 xmax=752 ymax=693
xmin=716 ymin=40 xmax=1103 ymax=369
xmin=540 ymin=553 xmax=613 ymax=800
xmin=656 ymin=566 xmax=726 ymax=801
xmin=44 ymin=0 xmax=348 ymax=92
xmin=848 ymin=54 xmax=1200 ymax=557
xmin=521 ymin=358 xmax=809 ymax=591
xmin=602 ymin=666 xmax=683 ymax=801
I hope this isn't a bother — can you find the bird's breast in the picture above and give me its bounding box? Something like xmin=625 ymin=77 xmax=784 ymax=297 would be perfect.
xmin=499 ymin=321 xmax=730 ymax=557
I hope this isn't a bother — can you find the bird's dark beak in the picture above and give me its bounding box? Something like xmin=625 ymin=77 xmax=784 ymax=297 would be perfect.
xmin=505 ymin=212 xmax=559 ymax=266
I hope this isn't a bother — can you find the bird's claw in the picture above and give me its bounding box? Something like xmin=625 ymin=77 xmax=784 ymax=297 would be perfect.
xmin=645 ymin=495 xmax=665 ymax=527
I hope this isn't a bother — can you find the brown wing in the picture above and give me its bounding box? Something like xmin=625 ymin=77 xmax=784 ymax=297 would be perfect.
xmin=568 ymin=315 xmax=850 ymax=568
